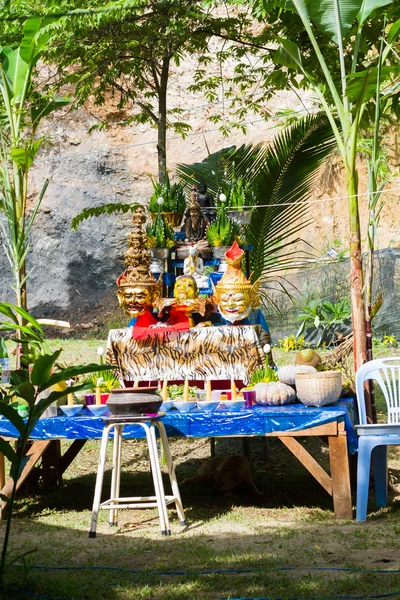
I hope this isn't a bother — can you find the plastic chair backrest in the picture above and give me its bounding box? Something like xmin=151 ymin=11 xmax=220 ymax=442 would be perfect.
xmin=356 ymin=357 xmax=400 ymax=425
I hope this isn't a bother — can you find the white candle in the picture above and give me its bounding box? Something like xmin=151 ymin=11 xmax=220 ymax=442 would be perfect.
xmin=161 ymin=380 xmax=168 ymax=401
xmin=134 ymin=378 xmax=139 ymax=388
xmin=67 ymin=393 xmax=73 ymax=407
xmin=95 ymin=386 xmax=101 ymax=406
xmin=205 ymin=380 xmax=212 ymax=402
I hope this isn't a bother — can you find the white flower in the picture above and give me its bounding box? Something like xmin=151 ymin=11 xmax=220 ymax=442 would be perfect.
xmin=96 ymin=377 xmax=104 ymax=387
xmin=157 ymin=196 xmax=164 ymax=206
xmin=219 ymin=193 xmax=227 ymax=203
xmin=211 ymin=170 xmax=216 ymax=176
xmin=97 ymin=346 xmax=104 ymax=356
xmin=263 ymin=344 xmax=271 ymax=354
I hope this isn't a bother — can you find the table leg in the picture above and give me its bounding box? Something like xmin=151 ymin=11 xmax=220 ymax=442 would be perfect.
xmin=0 ymin=449 xmax=5 ymax=520
xmin=0 ymin=450 xmax=5 ymax=491
xmin=210 ymin=438 xmax=216 ymax=457
xmin=328 ymin=433 xmax=353 ymax=519
xmin=42 ymin=440 xmax=62 ymax=487
xmin=1 ymin=441 xmax=51 ymax=517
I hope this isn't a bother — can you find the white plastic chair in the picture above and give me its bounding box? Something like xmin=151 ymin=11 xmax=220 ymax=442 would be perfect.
xmin=355 ymin=357 xmax=400 ymax=521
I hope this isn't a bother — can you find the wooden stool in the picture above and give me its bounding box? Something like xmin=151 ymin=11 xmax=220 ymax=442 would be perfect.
xmin=89 ymin=416 xmax=185 ymax=537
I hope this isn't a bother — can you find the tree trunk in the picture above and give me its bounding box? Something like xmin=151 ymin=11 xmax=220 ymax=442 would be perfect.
xmin=347 ymin=170 xmax=369 ymax=414
xmin=157 ymin=56 xmax=170 ymax=184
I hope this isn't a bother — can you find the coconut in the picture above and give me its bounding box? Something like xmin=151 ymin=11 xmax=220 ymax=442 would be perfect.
xmin=295 ymin=349 xmax=322 ymax=370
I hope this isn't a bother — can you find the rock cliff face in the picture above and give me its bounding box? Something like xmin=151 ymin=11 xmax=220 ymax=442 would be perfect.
xmin=0 ymin=85 xmax=399 ymax=337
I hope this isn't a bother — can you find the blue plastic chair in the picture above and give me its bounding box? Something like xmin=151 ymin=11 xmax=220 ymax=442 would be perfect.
xmin=355 ymin=357 xmax=400 ymax=521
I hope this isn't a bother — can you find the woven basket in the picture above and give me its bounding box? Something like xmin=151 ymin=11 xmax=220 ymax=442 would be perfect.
xmin=295 ymin=370 xmax=342 ymax=407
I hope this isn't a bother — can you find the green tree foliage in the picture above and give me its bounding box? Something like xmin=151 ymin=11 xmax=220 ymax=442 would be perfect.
xmin=38 ymin=0 xmax=247 ymax=183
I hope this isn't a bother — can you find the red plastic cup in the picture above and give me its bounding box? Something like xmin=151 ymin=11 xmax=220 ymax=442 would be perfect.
xmin=101 ymin=393 xmax=109 ymax=405
xmin=242 ymin=390 xmax=256 ymax=408
xmin=226 ymin=391 xmax=232 ymax=401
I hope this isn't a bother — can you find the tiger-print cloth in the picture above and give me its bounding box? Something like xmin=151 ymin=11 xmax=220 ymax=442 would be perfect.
xmin=106 ymin=325 xmax=272 ymax=384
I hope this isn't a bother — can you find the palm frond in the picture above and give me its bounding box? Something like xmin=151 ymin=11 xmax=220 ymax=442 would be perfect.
xmin=177 ymin=114 xmax=336 ymax=311
xmin=71 ymin=202 xmax=140 ymax=231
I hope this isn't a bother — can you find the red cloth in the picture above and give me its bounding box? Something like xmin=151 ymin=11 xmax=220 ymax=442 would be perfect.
xmin=132 ymin=309 xmax=190 ymax=340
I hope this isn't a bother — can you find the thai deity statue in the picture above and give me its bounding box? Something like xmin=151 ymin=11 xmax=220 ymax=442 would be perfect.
xmin=117 ymin=207 xmax=161 ymax=327
xmin=197 ymin=180 xmax=216 ymax=222
xmin=183 ymin=245 xmax=209 ymax=289
xmin=155 ymin=275 xmax=213 ymax=328
xmin=213 ymin=241 xmax=261 ymax=325
xmin=176 ymin=187 xmax=211 ymax=259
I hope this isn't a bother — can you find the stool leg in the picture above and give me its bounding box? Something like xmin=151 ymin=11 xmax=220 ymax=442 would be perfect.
xmin=114 ymin=425 xmax=123 ymax=516
xmin=157 ymin=422 xmax=186 ymax=527
xmin=145 ymin=423 xmax=170 ymax=535
xmin=89 ymin=424 xmax=111 ymax=538
xmin=109 ymin=425 xmax=122 ymax=526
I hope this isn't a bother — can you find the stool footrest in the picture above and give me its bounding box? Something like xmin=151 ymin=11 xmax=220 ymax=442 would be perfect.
xmin=100 ymin=496 xmax=177 ymax=510
xmin=102 ymin=495 xmax=176 ymax=504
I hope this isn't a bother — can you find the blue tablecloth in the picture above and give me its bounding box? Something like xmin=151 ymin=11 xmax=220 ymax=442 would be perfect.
xmin=0 ymin=401 xmax=358 ymax=453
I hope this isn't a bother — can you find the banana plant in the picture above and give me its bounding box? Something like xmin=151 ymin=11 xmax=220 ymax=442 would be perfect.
xmin=0 ymin=303 xmax=112 ymax=586
xmin=271 ymin=0 xmax=400 ymax=375
xmin=0 ymin=17 xmax=71 ymax=319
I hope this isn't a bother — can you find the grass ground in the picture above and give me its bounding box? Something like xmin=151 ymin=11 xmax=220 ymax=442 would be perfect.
xmin=1 ymin=340 xmax=400 ymax=600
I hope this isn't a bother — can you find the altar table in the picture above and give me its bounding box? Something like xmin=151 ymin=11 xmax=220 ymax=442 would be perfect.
xmin=0 ymin=403 xmax=355 ymax=520
xmin=106 ymin=325 xmax=272 ymax=382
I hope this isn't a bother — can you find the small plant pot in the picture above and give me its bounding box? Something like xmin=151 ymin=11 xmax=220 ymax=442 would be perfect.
xmin=150 ymin=212 xmax=183 ymax=228
xmin=227 ymin=209 xmax=253 ymax=226
xmin=212 ymin=246 xmax=231 ymax=272
xmin=149 ymin=247 xmax=170 ymax=260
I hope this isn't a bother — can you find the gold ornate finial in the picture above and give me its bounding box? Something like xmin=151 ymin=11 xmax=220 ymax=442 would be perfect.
xmin=213 ymin=241 xmax=260 ymax=323
xmin=117 ymin=207 xmax=161 ymax=318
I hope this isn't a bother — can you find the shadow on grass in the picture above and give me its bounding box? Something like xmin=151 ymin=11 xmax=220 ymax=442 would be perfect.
xmin=2 ymin=516 xmax=400 ymax=600
xmin=12 ymin=435 xmax=339 ymax=521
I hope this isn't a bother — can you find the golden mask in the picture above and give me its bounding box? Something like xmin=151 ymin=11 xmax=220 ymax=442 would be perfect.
xmin=117 ymin=286 xmax=158 ymax=319
xmin=116 ymin=207 xmax=161 ymax=318
xmin=213 ymin=241 xmax=260 ymax=324
xmin=174 ymin=275 xmax=198 ymax=302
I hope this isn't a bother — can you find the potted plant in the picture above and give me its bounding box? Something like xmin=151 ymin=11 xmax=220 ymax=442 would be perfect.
xmin=146 ymin=203 xmax=175 ymax=265
xmin=149 ymin=173 xmax=186 ymax=227
xmin=218 ymin=162 xmax=255 ymax=226
xmin=206 ymin=202 xmax=240 ymax=270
